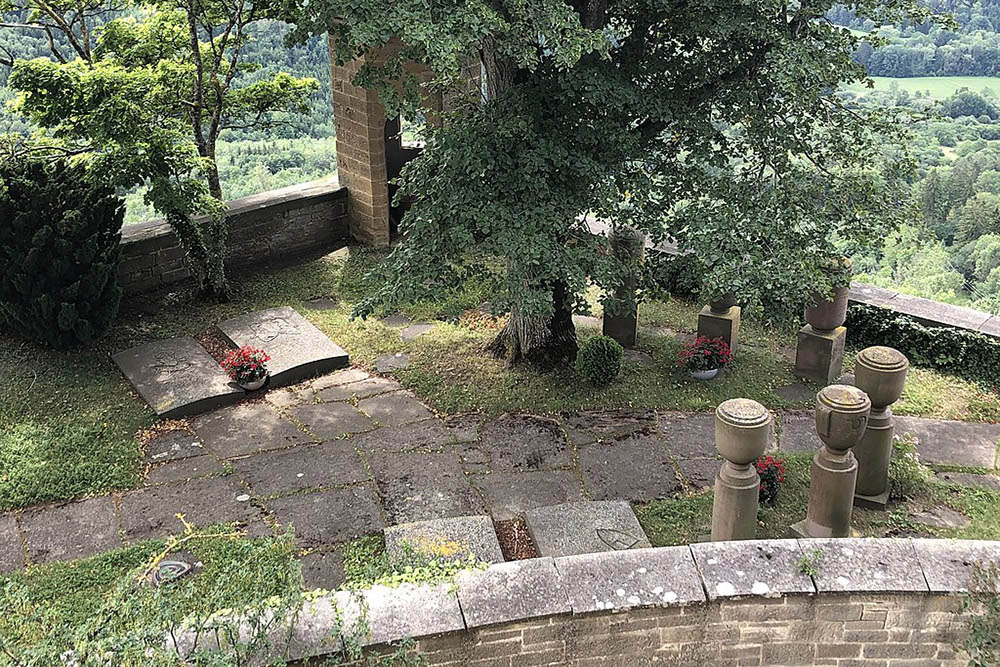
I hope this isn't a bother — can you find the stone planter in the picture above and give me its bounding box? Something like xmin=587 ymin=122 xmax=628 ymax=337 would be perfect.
xmin=691 ymin=368 xmax=719 ymax=381
xmin=804 ymin=285 xmax=849 ymax=332
xmin=239 ymin=373 xmax=269 ymax=391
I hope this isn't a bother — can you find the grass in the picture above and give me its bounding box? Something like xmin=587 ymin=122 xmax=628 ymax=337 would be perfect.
xmin=2 ymin=244 xmax=999 ymax=511
xmin=636 ymin=451 xmax=1000 ymax=546
xmin=843 ymin=75 xmax=1000 ymax=100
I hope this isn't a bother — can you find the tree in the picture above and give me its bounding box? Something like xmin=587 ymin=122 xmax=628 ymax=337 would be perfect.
xmin=282 ymin=0 xmax=933 ymax=366
xmin=954 ymin=192 xmax=1000 ymax=244
xmin=3 ymin=0 xmax=318 ymax=299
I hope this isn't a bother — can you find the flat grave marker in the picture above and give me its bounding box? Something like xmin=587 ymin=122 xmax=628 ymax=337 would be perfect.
xmin=524 ymin=500 xmax=651 ymax=558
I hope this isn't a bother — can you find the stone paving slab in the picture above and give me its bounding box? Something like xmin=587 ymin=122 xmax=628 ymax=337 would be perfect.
xmin=310 ymin=368 xmax=369 ymax=392
xmin=357 ymin=392 xmax=434 ymax=427
xmin=456 ymin=558 xmax=570 ymax=628
xmin=399 ymin=323 xmax=435 ymax=341
xmin=912 ymin=538 xmax=1000 ymax=592
xmin=525 ymin=501 xmax=651 ymax=558
xmin=120 ymin=476 xmax=259 ymax=542
xmin=578 ymin=432 xmax=682 ymax=502
xmin=218 ymin=306 xmax=349 ymax=386
xmin=563 ymin=410 xmax=658 ymax=442
xmin=365 ymin=450 xmax=485 ymax=524
xmin=0 ymin=515 xmax=23 ymax=573
xmin=805 ymin=538 xmax=927 ymax=593
xmin=657 ymin=412 xmax=717 ymax=459
xmin=146 ymin=455 xmax=222 ymax=485
xmin=896 ymin=416 xmax=1000 ymax=469
xmin=443 ymin=414 xmax=484 ymax=442
xmin=287 ymin=402 xmax=374 ymax=441
xmin=300 ymin=550 xmax=345 ymax=591
xmin=777 ymin=412 xmax=817 ymax=453
xmin=314 ymin=377 xmax=401 ymax=402
xmin=192 ymin=402 xmax=311 ymax=458
xmin=479 ymin=414 xmax=573 ymax=472
xmin=375 ymin=353 xmax=410 ymax=373
xmin=352 ymin=420 xmax=454 ymax=454
xmin=555 ymin=547 xmax=705 ymax=612
xmin=384 ymin=515 xmax=504 ymax=564
xmin=268 ymin=485 xmax=384 ymax=548
xmin=113 ymin=337 xmax=243 ymax=418
xmin=233 ymin=441 xmax=369 ymax=497
xmin=471 ymin=470 xmax=586 ymax=521
xmin=935 ymin=471 xmax=1000 ymax=490
xmin=690 ymin=539 xmax=814 ymax=600
xmin=145 ymin=429 xmax=207 ymax=463
xmin=676 ymin=457 xmax=721 ymax=490
xmin=20 ymin=497 xmax=122 ymax=563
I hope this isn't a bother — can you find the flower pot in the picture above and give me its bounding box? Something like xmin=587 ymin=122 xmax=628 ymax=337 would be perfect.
xmin=239 ymin=374 xmax=268 ymax=391
xmin=804 ymin=285 xmax=849 ymax=331
xmin=709 ymin=293 xmax=737 ymax=314
xmin=690 ymin=368 xmax=719 ymax=381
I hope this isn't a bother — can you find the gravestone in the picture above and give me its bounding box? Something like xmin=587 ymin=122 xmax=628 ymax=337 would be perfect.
xmin=113 ymin=337 xmax=243 ymax=418
xmin=218 ymin=306 xmax=349 ymax=386
xmin=524 ymin=501 xmax=651 ymax=558
xmin=384 ymin=515 xmax=504 ymax=565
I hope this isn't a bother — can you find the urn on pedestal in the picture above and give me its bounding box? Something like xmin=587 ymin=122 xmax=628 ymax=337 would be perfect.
xmin=711 ymin=398 xmax=772 ymax=541
xmin=853 ymin=346 xmax=909 ymax=509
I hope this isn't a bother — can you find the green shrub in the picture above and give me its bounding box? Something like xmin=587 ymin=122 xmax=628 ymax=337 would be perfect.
xmin=888 ymin=433 xmax=931 ymax=501
xmin=0 ymin=159 xmax=124 ymax=348
xmin=575 ymin=335 xmax=624 ymax=386
xmin=847 ymin=303 xmax=1000 ymax=388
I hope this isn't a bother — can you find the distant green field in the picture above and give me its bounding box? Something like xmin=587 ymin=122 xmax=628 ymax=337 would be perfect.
xmin=844 ymin=76 xmax=1000 ymax=100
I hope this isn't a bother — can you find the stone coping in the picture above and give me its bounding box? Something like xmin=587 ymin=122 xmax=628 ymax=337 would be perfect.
xmin=121 ymin=177 xmax=343 ymax=243
xmin=167 ymin=537 xmax=1000 ymax=661
xmin=848 ymin=282 xmax=1000 ymax=339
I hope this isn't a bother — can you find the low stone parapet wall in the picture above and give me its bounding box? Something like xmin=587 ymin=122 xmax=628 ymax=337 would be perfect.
xmin=172 ymin=537 xmax=1000 ymax=666
xmin=118 ymin=178 xmax=348 ymax=294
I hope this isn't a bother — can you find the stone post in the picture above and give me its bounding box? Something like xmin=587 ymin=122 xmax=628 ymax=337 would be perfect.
xmin=697 ymin=293 xmax=741 ymax=353
xmin=791 ymin=385 xmax=871 ymax=539
xmin=853 ymin=346 xmax=909 ymax=510
xmin=794 ymin=285 xmax=849 ymax=385
xmin=603 ymin=227 xmax=645 ymax=348
xmin=711 ymin=398 xmax=772 ymax=541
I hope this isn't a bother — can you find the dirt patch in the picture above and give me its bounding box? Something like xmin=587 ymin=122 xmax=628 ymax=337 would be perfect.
xmin=195 ymin=326 xmax=235 ymax=364
xmin=495 ymin=518 xmax=538 ymax=561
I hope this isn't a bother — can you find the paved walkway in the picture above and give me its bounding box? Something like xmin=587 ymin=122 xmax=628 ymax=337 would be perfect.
xmin=2 ymin=366 xmax=999 ymax=588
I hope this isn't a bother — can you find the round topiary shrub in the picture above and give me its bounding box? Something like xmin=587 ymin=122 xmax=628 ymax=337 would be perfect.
xmin=575 ymin=335 xmax=624 ymax=386
xmin=0 ymin=159 xmax=124 ymax=348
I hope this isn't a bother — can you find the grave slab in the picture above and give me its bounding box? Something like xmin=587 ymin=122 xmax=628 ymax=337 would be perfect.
xmin=456 ymin=558 xmax=570 ymax=628
xmin=20 ymin=497 xmax=121 ymax=563
xmin=146 ymin=455 xmax=222 ymax=485
xmin=578 ymin=433 xmax=682 ymax=502
xmin=524 ymin=501 xmax=651 ymax=558
xmin=315 ymin=377 xmax=401 ymax=402
xmin=366 ymin=450 xmax=485 ymax=524
xmin=218 ymin=306 xmax=349 ymax=386
xmin=192 ymin=402 xmax=311 ymax=458
xmin=912 ymin=538 xmax=1000 ymax=592
xmin=375 ymin=353 xmax=410 ymax=373
xmin=479 ymin=414 xmax=573 ymax=472
xmin=690 ymin=539 xmax=815 ymax=600
xmin=120 ymin=476 xmax=260 ymax=542
xmin=300 ymin=550 xmax=346 ymax=591
xmin=145 ymin=429 xmax=206 ymax=463
xmin=896 ymin=416 xmax=1000 ymax=469
xmin=287 ymin=402 xmax=374 ymax=441
xmin=399 ymin=323 xmax=435 ymax=341
xmin=384 ymin=515 xmax=504 ymax=564
xmin=805 ymin=538 xmax=928 ymax=593
xmin=556 ymin=547 xmax=705 ymax=613
xmin=0 ymin=515 xmax=22 ymax=573
xmin=358 ymin=392 xmax=434 ymax=427
xmin=471 ymin=470 xmax=586 ymax=521
xmin=268 ymin=485 xmax=384 ymax=548
xmin=233 ymin=441 xmax=369 ymax=497
xmin=113 ymin=337 xmax=243 ymax=418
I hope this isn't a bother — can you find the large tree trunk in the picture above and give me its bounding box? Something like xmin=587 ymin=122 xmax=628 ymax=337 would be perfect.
xmin=488 ymin=280 xmax=579 ymax=368
xmin=167 ymin=209 xmax=230 ymax=302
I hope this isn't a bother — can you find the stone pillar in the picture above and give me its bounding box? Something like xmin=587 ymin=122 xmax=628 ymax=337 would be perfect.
xmin=697 ymin=294 xmax=741 ymax=353
xmin=711 ymin=398 xmax=772 ymax=541
xmin=791 ymin=385 xmax=871 ymax=539
xmin=794 ymin=285 xmax=849 ymax=385
xmin=853 ymin=346 xmax=909 ymax=510
xmin=603 ymin=227 xmax=645 ymax=348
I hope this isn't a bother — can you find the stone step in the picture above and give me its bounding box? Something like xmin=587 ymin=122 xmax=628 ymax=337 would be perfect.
xmin=524 ymin=500 xmax=651 ymax=558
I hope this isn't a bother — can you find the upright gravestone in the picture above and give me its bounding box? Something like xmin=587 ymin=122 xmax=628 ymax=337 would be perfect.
xmin=853 ymin=346 xmax=909 ymax=510
xmin=113 ymin=337 xmax=243 ymax=418
xmin=697 ymin=294 xmax=741 ymax=353
xmin=791 ymin=385 xmax=871 ymax=539
xmin=711 ymin=398 xmax=772 ymax=541
xmin=218 ymin=306 xmax=349 ymax=387
xmin=603 ymin=227 xmax=645 ymax=348
xmin=794 ymin=283 xmax=849 ymax=385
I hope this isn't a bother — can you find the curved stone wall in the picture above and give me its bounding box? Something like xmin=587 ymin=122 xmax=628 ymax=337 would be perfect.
xmin=172 ymin=537 xmax=1000 ymax=666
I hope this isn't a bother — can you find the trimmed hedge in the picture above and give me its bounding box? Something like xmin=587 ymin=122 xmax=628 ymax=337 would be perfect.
xmin=846 ymin=303 xmax=1000 ymax=388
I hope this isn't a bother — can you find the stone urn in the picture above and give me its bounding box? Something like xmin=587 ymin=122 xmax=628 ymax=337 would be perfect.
xmin=804 ymin=258 xmax=852 ymax=332
xmin=709 ymin=293 xmax=737 ymax=315
xmin=715 ymin=398 xmax=771 ymax=464
xmin=854 ymin=346 xmax=909 ymax=410
xmin=815 ymin=384 xmax=871 ymax=453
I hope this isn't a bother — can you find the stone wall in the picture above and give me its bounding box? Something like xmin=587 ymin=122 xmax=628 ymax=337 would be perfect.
xmin=173 ymin=538 xmax=1000 ymax=666
xmin=118 ymin=178 xmax=348 ymax=294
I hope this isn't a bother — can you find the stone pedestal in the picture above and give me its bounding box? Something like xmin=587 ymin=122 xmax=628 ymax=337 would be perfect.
xmin=790 ymin=385 xmax=871 ymax=539
xmin=603 ymin=301 xmax=637 ymax=348
xmin=853 ymin=346 xmax=909 ymax=510
xmin=794 ymin=325 xmax=846 ymax=385
xmin=698 ymin=305 xmax=742 ymax=353
xmin=603 ymin=227 xmax=644 ymax=349
xmin=711 ymin=399 xmax=771 ymax=542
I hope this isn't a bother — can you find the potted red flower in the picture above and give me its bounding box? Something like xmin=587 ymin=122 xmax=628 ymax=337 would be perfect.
xmin=756 ymin=455 xmax=787 ymax=506
xmin=678 ymin=336 xmax=732 ymax=380
xmin=221 ymin=346 xmax=271 ymax=390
